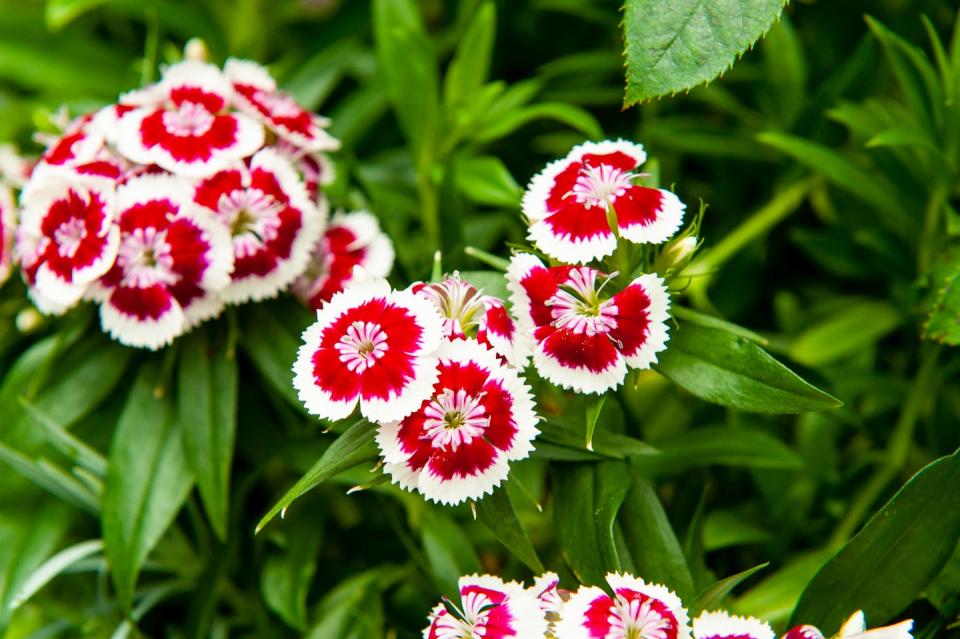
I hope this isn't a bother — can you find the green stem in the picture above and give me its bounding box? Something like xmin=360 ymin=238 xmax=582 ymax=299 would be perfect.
xmin=918 ymin=185 xmax=947 ymax=274
xmin=829 ymin=343 xmax=941 ymax=547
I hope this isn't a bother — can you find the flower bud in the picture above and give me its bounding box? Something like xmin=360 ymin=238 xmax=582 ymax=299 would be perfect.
xmin=183 ymin=38 xmax=209 ymax=62
xmin=15 ymin=308 xmax=43 ymax=333
xmin=657 ymin=235 xmax=698 ymax=272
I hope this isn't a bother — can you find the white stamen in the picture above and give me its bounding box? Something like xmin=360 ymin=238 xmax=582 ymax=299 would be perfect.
xmin=162 ymin=101 xmax=215 ymax=137
xmin=421 ymin=388 xmax=490 ymax=451
xmin=54 ymin=217 xmax=87 ymax=258
xmin=571 ymin=163 xmax=637 ymax=209
xmin=117 ymin=226 xmax=178 ymax=288
xmin=335 ymin=320 xmax=389 ymax=373
xmin=607 ymin=594 xmax=673 ymax=639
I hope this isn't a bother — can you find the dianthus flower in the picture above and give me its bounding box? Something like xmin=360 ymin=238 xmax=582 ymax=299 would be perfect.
xmin=523 ymin=140 xmax=685 ymax=264
xmin=555 ymin=573 xmax=691 ymax=639
xmin=784 ymin=611 xmax=913 ymax=639
xmin=0 ymin=185 xmax=15 ymax=287
xmin=424 ymin=574 xmax=548 ymax=639
xmin=293 ymin=275 xmax=443 ymax=422
xmin=693 ymin=610 xmax=774 ymax=639
xmin=95 ymin=175 xmax=233 ymax=349
xmin=377 ymin=338 xmax=539 ymax=505
xmin=507 ymin=253 xmax=670 ymax=394
xmin=192 ymin=148 xmax=323 ymax=302
xmin=412 ymin=273 xmax=530 ymax=368
xmin=114 ymin=60 xmax=264 ymax=177
xmin=292 ymin=210 xmax=394 ymax=310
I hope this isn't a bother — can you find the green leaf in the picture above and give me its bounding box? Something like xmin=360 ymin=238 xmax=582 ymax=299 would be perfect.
xmin=443 ymin=1 xmax=496 ymax=108
xmin=0 ymin=441 xmax=101 ymax=515
xmin=692 ymin=562 xmax=768 ymax=615
xmin=922 ymin=245 xmax=960 ymax=345
xmin=789 ymin=300 xmax=902 ymax=367
xmin=0 ymin=502 xmax=70 ymax=627
xmin=177 ymin=327 xmax=238 ymax=541
xmin=19 ymin=400 xmax=107 ymax=477
xmin=45 ymin=0 xmax=115 ymax=29
xmin=454 ymin=156 xmax=522 ymax=208
xmin=261 ymin=518 xmax=322 ymax=630
xmin=553 ymin=462 xmax=628 ymax=586
xmin=620 ymin=471 xmax=695 ymax=601
xmin=306 ymin=569 xmax=398 ymax=639
xmin=623 ymin=0 xmax=788 ymax=105
xmin=649 ymin=426 xmax=804 ymax=475
xmin=8 ymin=539 xmax=103 ymax=613
xmin=733 ymin=551 xmax=830 ymax=624
xmin=655 ymin=321 xmax=841 ymax=413
xmin=421 ymin=510 xmax=481 ymax=597
xmin=102 ymin=361 xmax=194 ymax=611
xmin=459 ymin=270 xmax=510 ymax=300
xmin=757 ymin=132 xmax=913 ymax=236
xmin=473 ymin=102 xmax=602 ymax=143
xmin=584 ymin=395 xmax=606 ymax=452
xmin=476 ymin=485 xmax=544 ymax=573
xmin=866 ymin=126 xmax=939 ymax=153
xmin=256 ymin=420 xmax=379 ymax=533
xmin=672 ymin=307 xmax=768 ymax=345
xmin=240 ymin=303 xmax=310 ymax=415
xmin=373 ymin=0 xmax=439 ymax=161
xmin=791 ymin=452 xmax=960 ymax=631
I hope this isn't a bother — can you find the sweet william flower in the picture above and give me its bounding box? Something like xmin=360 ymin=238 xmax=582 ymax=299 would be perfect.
xmin=555 ymin=573 xmax=691 ymax=639
xmin=692 ymin=610 xmax=774 ymax=639
xmin=95 ymin=175 xmax=233 ymax=350
xmin=293 ymin=274 xmax=443 ymax=423
xmin=784 ymin=611 xmax=913 ymax=639
xmin=193 ymin=148 xmax=324 ymax=303
xmin=114 ymin=60 xmax=264 ymax=177
xmin=524 ymin=140 xmax=685 ymax=264
xmin=224 ymin=59 xmax=340 ymax=153
xmin=412 ymin=273 xmax=531 ymax=368
xmin=16 ymin=173 xmax=119 ymax=315
xmin=292 ymin=210 xmax=394 ymax=310
xmin=0 ymin=185 xmax=16 ymax=286
xmin=423 ymin=574 xmax=548 ymax=639
xmin=376 ymin=338 xmax=539 ymax=505
xmin=507 ymin=253 xmax=670 ymax=394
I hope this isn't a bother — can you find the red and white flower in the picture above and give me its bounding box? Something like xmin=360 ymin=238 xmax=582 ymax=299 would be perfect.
xmin=193 ymin=148 xmax=323 ymax=303
xmin=0 ymin=186 xmax=15 ymax=286
xmin=225 ymin=58 xmax=340 ymax=153
xmin=114 ymin=61 xmax=264 ymax=177
xmin=692 ymin=610 xmax=774 ymax=639
xmin=423 ymin=574 xmax=548 ymax=639
xmin=293 ymin=275 xmax=443 ymax=423
xmin=16 ymin=175 xmax=119 ymax=314
xmin=376 ymin=338 xmax=539 ymax=505
xmin=784 ymin=612 xmax=913 ymax=639
xmin=292 ymin=210 xmax=394 ymax=310
xmin=555 ymin=573 xmax=691 ymax=639
xmin=524 ymin=140 xmax=685 ymax=264
xmin=96 ymin=175 xmax=232 ymax=349
xmin=530 ymin=571 xmax=566 ymax=625
xmin=507 ymin=253 xmax=670 ymax=394
xmin=412 ymin=274 xmax=531 ymax=368
xmin=38 ymin=113 xmax=104 ymax=169
xmin=277 ymin=140 xmax=335 ymax=203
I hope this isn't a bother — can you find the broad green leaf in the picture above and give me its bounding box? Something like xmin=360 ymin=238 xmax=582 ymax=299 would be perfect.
xmin=649 ymin=427 xmax=803 ymax=475
xmin=454 ymin=156 xmax=521 ymax=208
xmin=476 ymin=486 xmax=544 ymax=573
xmin=734 ymin=551 xmax=830 ymax=624
xmin=553 ymin=462 xmax=627 ymax=586
xmin=443 ymin=1 xmax=496 ymax=108
xmin=623 ymin=0 xmax=788 ymax=105
xmin=655 ymin=322 xmax=841 ymax=413
xmin=924 ymin=538 xmax=960 ymax=613
xmin=791 ymin=452 xmax=960 ymax=631
xmin=672 ymin=307 xmax=768 ymax=345
xmin=177 ymin=327 xmax=238 ymax=541
xmin=306 ymin=569 xmax=399 ymax=639
xmin=8 ymin=539 xmax=103 ymax=612
xmin=758 ymin=132 xmax=913 ymax=235
xmin=473 ymin=102 xmax=602 ymax=143
xmin=922 ymin=245 xmax=960 ymax=345
xmin=373 ymin=0 xmax=439 ymax=161
xmin=102 ymin=361 xmax=194 ymax=611
xmin=261 ymin=517 xmax=323 ymax=630
xmin=540 ymin=417 xmax=658 ymax=461
xmin=256 ymin=420 xmax=379 ymax=532
xmin=0 ymin=502 xmax=70 ymax=627
xmin=692 ymin=563 xmax=768 ymax=615
xmin=789 ymin=300 xmax=901 ymax=367
xmin=620 ymin=472 xmax=695 ymax=601
xmin=866 ymin=126 xmax=939 ymax=153
xmin=421 ymin=510 xmax=480 ymax=597
xmin=704 ymin=510 xmax=774 ymax=551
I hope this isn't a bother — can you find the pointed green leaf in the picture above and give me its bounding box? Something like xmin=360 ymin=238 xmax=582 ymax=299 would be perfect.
xmin=261 ymin=516 xmax=323 ymax=630
xmin=177 ymin=327 xmax=238 ymax=541
xmin=476 ymin=485 xmax=544 ymax=573
xmin=623 ymin=0 xmax=788 ymax=105
xmin=102 ymin=361 xmax=194 ymax=611
xmin=649 ymin=427 xmax=803 ymax=475
xmin=692 ymin=562 xmax=768 ymax=615
xmin=256 ymin=420 xmax=379 ymax=533
xmin=789 ymin=300 xmax=901 ymax=367
xmin=655 ymin=322 xmax=841 ymax=413
xmin=8 ymin=539 xmax=103 ymax=612
xmin=791 ymin=452 xmax=960 ymax=630
xmin=443 ymin=1 xmax=496 ymax=108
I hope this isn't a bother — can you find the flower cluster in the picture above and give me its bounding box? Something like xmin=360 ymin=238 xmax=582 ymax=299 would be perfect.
xmin=294 ymin=139 xmax=689 ymax=504
xmin=6 ymin=57 xmax=394 ymax=349
xmin=423 ymin=572 xmax=914 ymax=639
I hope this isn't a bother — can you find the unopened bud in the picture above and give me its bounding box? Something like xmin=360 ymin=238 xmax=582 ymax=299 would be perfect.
xmin=657 ymin=236 xmax=698 ymax=272
xmin=184 ymin=38 xmax=209 ymax=62
xmin=15 ymin=308 xmax=43 ymax=333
